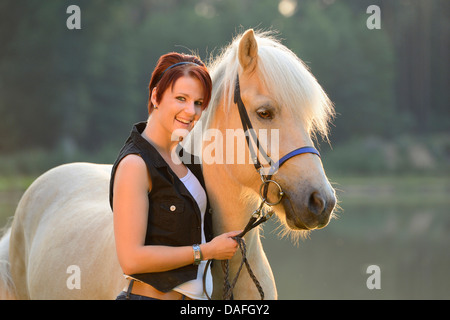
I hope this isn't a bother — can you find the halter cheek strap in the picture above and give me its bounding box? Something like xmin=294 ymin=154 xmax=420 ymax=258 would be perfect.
xmin=233 ymin=76 xmax=273 ymax=173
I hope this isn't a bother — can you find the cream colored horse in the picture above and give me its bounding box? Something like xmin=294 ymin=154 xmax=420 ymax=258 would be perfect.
xmin=0 ymin=29 xmax=336 ymax=300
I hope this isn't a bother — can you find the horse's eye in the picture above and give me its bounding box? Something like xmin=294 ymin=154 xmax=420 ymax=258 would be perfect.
xmin=257 ymin=108 xmax=273 ymax=120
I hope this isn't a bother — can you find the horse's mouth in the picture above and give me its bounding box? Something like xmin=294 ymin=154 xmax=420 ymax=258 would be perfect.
xmin=285 ymin=217 xmax=312 ymax=231
xmin=284 ymin=214 xmax=329 ymax=231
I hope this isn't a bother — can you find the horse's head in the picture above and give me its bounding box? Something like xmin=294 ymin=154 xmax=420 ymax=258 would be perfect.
xmin=199 ymin=29 xmax=336 ymax=234
xmin=235 ymin=30 xmax=337 ymax=232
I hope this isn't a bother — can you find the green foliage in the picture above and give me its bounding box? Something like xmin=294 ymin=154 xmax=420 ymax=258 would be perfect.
xmin=0 ymin=0 xmax=447 ymax=176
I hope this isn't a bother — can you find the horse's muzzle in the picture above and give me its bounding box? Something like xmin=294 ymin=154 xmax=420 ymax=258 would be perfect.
xmin=282 ymin=187 xmax=336 ymax=230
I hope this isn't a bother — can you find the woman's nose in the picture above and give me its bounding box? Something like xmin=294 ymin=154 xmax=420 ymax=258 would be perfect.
xmin=185 ymin=101 xmax=201 ymax=117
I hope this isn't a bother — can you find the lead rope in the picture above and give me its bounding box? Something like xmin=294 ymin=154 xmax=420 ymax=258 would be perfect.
xmin=203 ymin=202 xmax=273 ymax=300
xmin=222 ymin=235 xmax=264 ymax=300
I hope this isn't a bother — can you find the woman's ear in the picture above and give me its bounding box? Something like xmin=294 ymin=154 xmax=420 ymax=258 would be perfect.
xmin=150 ymin=87 xmax=158 ymax=107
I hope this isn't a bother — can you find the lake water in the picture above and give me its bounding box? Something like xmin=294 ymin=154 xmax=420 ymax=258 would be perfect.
xmin=261 ymin=176 xmax=450 ymax=299
xmin=1 ymin=175 xmax=449 ymax=299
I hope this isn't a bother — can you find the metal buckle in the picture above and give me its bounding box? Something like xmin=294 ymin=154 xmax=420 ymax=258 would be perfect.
xmin=259 ymin=179 xmax=284 ymax=206
xmin=262 ymin=208 xmax=274 ymax=220
xmin=251 ymin=201 xmax=265 ymax=218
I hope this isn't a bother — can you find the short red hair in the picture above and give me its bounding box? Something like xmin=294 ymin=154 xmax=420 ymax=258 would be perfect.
xmin=148 ymin=52 xmax=212 ymax=114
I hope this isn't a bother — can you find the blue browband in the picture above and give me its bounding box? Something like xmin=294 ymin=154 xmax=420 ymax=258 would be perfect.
xmin=277 ymin=146 xmax=320 ymax=168
xmin=266 ymin=146 xmax=320 ymax=176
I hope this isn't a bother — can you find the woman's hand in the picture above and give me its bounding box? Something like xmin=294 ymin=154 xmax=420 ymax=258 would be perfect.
xmin=201 ymin=230 xmax=242 ymax=261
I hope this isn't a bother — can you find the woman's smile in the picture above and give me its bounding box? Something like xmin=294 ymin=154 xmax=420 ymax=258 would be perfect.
xmin=175 ymin=116 xmax=194 ymax=127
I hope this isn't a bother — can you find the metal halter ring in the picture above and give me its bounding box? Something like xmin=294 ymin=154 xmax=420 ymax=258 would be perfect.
xmin=259 ymin=179 xmax=284 ymax=206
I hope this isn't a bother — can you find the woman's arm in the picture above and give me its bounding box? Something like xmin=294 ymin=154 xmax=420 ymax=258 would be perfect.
xmin=113 ymin=154 xmax=239 ymax=275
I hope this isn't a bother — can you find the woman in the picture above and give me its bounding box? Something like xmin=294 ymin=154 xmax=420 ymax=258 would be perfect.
xmin=110 ymin=53 xmax=240 ymax=300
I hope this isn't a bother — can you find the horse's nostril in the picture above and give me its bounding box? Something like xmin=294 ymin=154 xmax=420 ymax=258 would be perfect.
xmin=308 ymin=191 xmax=326 ymax=216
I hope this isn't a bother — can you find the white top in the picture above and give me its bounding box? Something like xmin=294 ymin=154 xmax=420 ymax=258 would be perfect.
xmin=173 ymin=168 xmax=212 ymax=300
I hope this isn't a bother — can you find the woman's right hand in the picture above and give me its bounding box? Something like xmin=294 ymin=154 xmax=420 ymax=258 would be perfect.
xmin=201 ymin=230 xmax=242 ymax=261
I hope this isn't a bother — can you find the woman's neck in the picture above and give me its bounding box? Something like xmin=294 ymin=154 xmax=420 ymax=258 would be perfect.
xmin=142 ymin=115 xmax=178 ymax=158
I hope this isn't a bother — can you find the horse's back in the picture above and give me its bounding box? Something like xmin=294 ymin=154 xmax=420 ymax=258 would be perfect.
xmin=9 ymin=162 xmax=125 ymax=299
xmin=0 ymin=227 xmax=15 ymax=299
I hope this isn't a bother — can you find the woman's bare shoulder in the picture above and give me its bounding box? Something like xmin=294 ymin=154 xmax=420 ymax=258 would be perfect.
xmin=115 ymin=153 xmax=151 ymax=191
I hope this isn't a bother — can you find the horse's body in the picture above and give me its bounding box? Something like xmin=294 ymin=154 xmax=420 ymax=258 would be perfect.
xmin=0 ymin=30 xmax=336 ymax=300
xmin=4 ymin=163 xmax=124 ymax=299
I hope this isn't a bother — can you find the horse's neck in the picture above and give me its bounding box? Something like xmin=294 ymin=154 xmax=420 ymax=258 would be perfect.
xmin=202 ymin=162 xmax=255 ymax=234
xmin=203 ymin=162 xmax=278 ymax=299
xmin=200 ymin=109 xmax=277 ymax=299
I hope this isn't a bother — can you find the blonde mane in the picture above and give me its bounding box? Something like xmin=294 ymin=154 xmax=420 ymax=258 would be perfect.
xmin=201 ymin=30 xmax=334 ymax=141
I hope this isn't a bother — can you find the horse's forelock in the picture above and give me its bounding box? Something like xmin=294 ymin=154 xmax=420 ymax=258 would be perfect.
xmin=204 ymin=30 xmax=334 ymax=141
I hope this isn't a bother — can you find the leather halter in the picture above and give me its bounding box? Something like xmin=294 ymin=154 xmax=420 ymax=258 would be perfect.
xmin=233 ymin=75 xmax=320 ymax=201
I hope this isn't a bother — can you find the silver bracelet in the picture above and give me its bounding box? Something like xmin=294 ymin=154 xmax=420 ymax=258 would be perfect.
xmin=192 ymin=244 xmax=202 ymax=265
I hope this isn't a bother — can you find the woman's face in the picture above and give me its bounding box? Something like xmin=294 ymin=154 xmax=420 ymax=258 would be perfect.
xmin=151 ymin=75 xmax=205 ymax=138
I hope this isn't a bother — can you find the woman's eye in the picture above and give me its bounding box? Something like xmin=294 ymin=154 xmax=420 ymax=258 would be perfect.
xmin=257 ymin=109 xmax=273 ymax=119
xmin=176 ymin=96 xmax=186 ymax=102
xmin=195 ymin=100 xmax=203 ymax=106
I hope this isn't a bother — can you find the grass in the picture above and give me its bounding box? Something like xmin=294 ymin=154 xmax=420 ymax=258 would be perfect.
xmin=0 ymin=175 xmax=39 ymax=229
xmin=0 ymin=175 xmax=38 ymax=192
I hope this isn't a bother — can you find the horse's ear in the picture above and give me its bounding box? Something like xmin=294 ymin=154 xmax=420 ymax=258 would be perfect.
xmin=238 ymin=29 xmax=258 ymax=73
